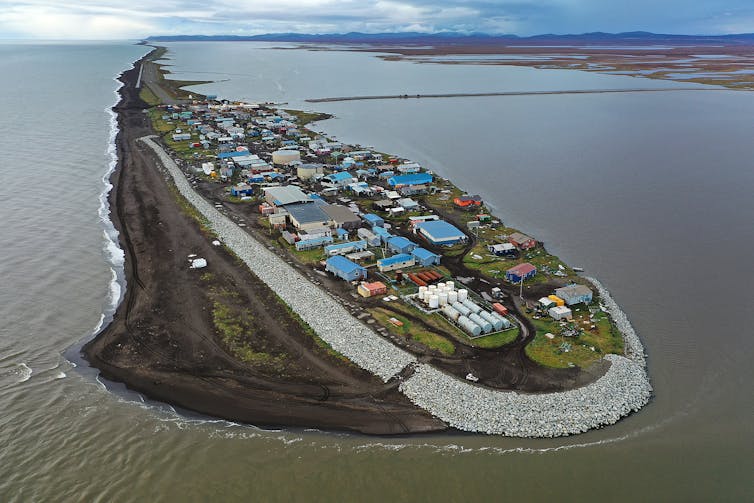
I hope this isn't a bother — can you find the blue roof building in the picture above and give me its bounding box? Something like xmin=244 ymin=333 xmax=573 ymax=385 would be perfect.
xmin=412 ymin=247 xmax=441 ymax=266
xmin=218 ymin=151 xmax=251 ymax=159
xmin=295 ymin=235 xmax=333 ymax=251
xmin=325 ymin=255 xmax=367 ymax=281
xmin=387 ymin=236 xmax=417 ymax=255
xmin=415 ymin=220 xmax=466 ymax=246
xmin=387 ymin=173 xmax=433 ymax=187
xmin=362 ymin=213 xmax=385 ymax=228
xmin=323 ymin=171 xmax=356 ymax=187
xmin=372 ymin=226 xmax=392 ymax=241
xmin=377 ymin=253 xmax=416 ymax=272
xmin=335 ymin=228 xmax=349 ymax=240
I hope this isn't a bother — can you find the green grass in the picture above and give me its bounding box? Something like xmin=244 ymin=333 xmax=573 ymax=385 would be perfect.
xmin=139 ymin=86 xmax=161 ymax=106
xmin=211 ymin=294 xmax=282 ymax=367
xmin=282 ymin=109 xmax=332 ymax=125
xmin=370 ymin=308 xmax=456 ymax=356
xmin=471 ymin=327 xmax=520 ymax=348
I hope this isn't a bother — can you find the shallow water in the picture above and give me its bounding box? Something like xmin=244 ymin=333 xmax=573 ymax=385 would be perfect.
xmin=1 ymin=41 xmax=751 ymax=501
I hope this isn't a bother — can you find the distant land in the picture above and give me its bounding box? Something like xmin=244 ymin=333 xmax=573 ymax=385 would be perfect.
xmin=146 ymin=31 xmax=754 ymax=45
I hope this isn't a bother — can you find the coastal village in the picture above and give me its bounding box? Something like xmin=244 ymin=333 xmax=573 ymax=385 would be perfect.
xmin=146 ymin=95 xmax=623 ymax=371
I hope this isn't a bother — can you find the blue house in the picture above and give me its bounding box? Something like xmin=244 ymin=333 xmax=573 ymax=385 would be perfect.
xmin=295 ymin=235 xmax=333 ymax=251
xmin=415 ymin=220 xmax=466 ymax=246
xmin=325 ymin=256 xmax=367 ymax=281
xmin=362 ymin=213 xmax=385 ymax=228
xmin=335 ymin=228 xmax=349 ymax=241
xmin=387 ymin=173 xmax=433 ymax=187
xmin=323 ymin=171 xmax=356 ymax=187
xmin=218 ymin=150 xmax=251 ymax=160
xmin=377 ymin=253 xmax=416 ymax=272
xmin=412 ymin=247 xmax=441 ymax=266
xmin=505 ymin=263 xmax=537 ymax=283
xmin=387 ymin=236 xmax=416 ymax=255
xmin=372 ymin=226 xmax=393 ymax=242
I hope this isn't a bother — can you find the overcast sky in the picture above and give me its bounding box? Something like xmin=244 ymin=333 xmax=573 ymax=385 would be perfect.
xmin=1 ymin=1 xmax=753 ymax=39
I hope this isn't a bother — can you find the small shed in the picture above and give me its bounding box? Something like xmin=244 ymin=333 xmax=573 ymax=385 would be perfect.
xmin=505 ymin=263 xmax=537 ymax=283
xmin=539 ymin=297 xmax=556 ymax=309
xmin=325 ymin=256 xmax=367 ymax=281
xmin=412 ymin=247 xmax=441 ymax=266
xmin=548 ymin=305 xmax=573 ymax=321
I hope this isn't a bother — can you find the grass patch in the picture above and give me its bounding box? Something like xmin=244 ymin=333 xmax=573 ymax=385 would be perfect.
xmin=370 ymin=307 xmax=456 ymax=356
xmin=139 ymin=86 xmax=161 ymax=106
xmin=282 ymin=109 xmax=332 ymax=125
xmin=471 ymin=328 xmax=520 ymax=348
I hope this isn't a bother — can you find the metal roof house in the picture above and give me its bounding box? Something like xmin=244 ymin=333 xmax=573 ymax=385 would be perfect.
xmin=387 ymin=236 xmax=417 ymax=255
xmin=323 ymin=171 xmax=356 ymax=187
xmin=295 ymin=234 xmax=333 ymax=251
xmin=509 ymin=232 xmax=537 ymax=250
xmin=357 ymin=227 xmax=381 ymax=246
xmin=387 ymin=173 xmax=433 ymax=187
xmin=415 ymin=220 xmax=466 ymax=246
xmin=377 ymin=253 xmax=415 ymax=272
xmin=554 ymin=284 xmax=593 ymax=306
xmin=397 ymin=198 xmax=420 ymax=211
xmin=488 ymin=242 xmax=517 ymax=257
xmin=263 ymin=186 xmax=311 ymax=207
xmin=412 ymin=247 xmax=441 ymax=266
xmin=325 ymin=255 xmax=367 ymax=282
xmin=324 ymin=240 xmax=367 ymax=256
xmin=286 ymin=202 xmax=331 ymax=233
xmin=321 ymin=204 xmax=361 ymax=230
xmin=362 ymin=213 xmax=384 ymax=228
xmin=505 ymin=263 xmax=537 ymax=283
xmin=372 ymin=226 xmax=392 ymax=242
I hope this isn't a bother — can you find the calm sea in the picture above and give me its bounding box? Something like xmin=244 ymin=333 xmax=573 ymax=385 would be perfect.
xmin=0 ymin=41 xmax=750 ymax=501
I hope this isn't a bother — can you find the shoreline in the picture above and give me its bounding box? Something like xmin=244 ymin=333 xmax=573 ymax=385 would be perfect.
xmin=83 ymin=46 xmax=651 ymax=437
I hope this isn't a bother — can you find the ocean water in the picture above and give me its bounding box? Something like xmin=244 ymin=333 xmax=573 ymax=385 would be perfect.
xmin=0 ymin=41 xmax=751 ymax=501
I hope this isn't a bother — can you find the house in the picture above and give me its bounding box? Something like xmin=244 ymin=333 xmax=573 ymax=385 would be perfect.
xmin=453 ymin=195 xmax=483 ymax=209
xmin=335 ymin=228 xmax=349 ymax=241
xmin=323 ymin=171 xmax=356 ymax=187
xmin=377 ymin=253 xmax=415 ymax=272
xmin=415 ymin=220 xmax=466 ymax=246
xmin=324 ymin=240 xmax=367 ymax=256
xmin=397 ymin=198 xmax=420 ymax=211
xmin=412 ymin=247 xmax=441 ymax=266
xmin=548 ymin=305 xmax=573 ymax=321
xmin=396 ymin=162 xmax=421 ymax=173
xmin=325 ymin=255 xmax=367 ymax=282
xmin=505 ymin=263 xmax=537 ymax=283
xmin=387 ymin=236 xmax=416 ymax=255
xmin=357 ymin=227 xmax=381 ymax=246
xmin=387 ymin=173 xmax=433 ymax=187
xmin=373 ymin=200 xmax=395 ymax=212
xmin=509 ymin=232 xmax=537 ymax=250
xmin=286 ymin=203 xmax=331 ymax=233
xmin=348 ymin=182 xmax=374 ymax=197
xmin=372 ymin=226 xmax=393 ymax=242
xmin=230 ymin=183 xmax=253 ymax=197
xmin=345 ymin=250 xmax=374 ymax=263
xmin=263 ymin=185 xmax=311 ymax=207
xmin=357 ymin=281 xmax=388 ymax=298
xmin=488 ymin=243 xmax=517 ymax=257
xmin=554 ymin=284 xmax=594 ymax=306
xmin=362 ymin=213 xmax=384 ymax=228
xmin=321 ymin=204 xmax=361 ymax=230
xmin=268 ymin=211 xmax=288 ymax=229
xmin=295 ymin=234 xmax=333 ymax=251
xmin=172 ymin=133 xmax=191 ymax=141
xmin=398 ymin=184 xmax=428 ymax=197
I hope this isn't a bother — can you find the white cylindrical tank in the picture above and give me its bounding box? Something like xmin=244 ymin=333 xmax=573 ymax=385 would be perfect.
xmin=458 ymin=316 xmax=481 ymax=337
xmin=462 ymin=299 xmax=482 ymax=314
xmin=452 ymin=302 xmax=471 ymax=316
xmin=438 ymin=292 xmax=448 ymax=306
xmin=272 ymin=149 xmax=301 ymax=165
xmin=448 ymin=291 xmax=459 ymax=304
xmin=428 ymin=285 xmax=437 ymax=293
xmin=469 ymin=313 xmax=493 ymax=333
xmin=418 ymin=286 xmax=428 ymax=301
xmin=428 ymin=294 xmax=439 ymax=309
xmin=489 ymin=311 xmax=511 ymax=328
xmin=457 ymin=289 xmax=468 ymax=302
xmin=442 ymin=305 xmax=461 ymax=321
xmin=480 ymin=311 xmax=503 ymax=331
xmin=436 ymin=282 xmax=445 ymax=290
xmin=445 ymin=281 xmax=455 ymax=291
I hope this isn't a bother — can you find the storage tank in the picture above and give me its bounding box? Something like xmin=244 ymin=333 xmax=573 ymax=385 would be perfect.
xmin=458 ymin=316 xmax=481 ymax=337
xmin=428 ymin=284 xmax=437 ymax=293
xmin=462 ymin=299 xmax=482 ymax=314
xmin=428 ymin=294 xmax=439 ymax=309
xmin=469 ymin=313 xmax=492 ymax=333
xmin=457 ymin=289 xmax=469 ymax=302
xmin=272 ymin=149 xmax=301 ymax=165
xmin=445 ymin=281 xmax=455 ymax=291
xmin=448 ymin=290 xmax=459 ymax=304
xmin=480 ymin=311 xmax=503 ymax=331
xmin=296 ymin=163 xmax=322 ymax=180
xmin=452 ymin=302 xmax=471 ymax=316
xmin=442 ymin=305 xmax=461 ymax=322
xmin=436 ymin=282 xmax=445 ymax=290
xmin=418 ymin=286 xmax=428 ymax=301
xmin=438 ymin=292 xmax=448 ymax=306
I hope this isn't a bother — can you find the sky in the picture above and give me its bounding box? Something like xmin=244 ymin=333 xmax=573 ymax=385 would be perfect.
xmin=1 ymin=1 xmax=753 ymax=40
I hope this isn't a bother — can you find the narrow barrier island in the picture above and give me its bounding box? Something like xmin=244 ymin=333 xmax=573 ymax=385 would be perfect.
xmin=85 ymin=46 xmax=652 ymax=437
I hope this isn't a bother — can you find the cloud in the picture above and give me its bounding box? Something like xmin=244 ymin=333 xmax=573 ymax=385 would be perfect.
xmin=1 ymin=0 xmax=753 ymax=39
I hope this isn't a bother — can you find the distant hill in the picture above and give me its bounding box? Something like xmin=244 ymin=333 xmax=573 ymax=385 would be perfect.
xmin=145 ymin=31 xmax=754 ymax=45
